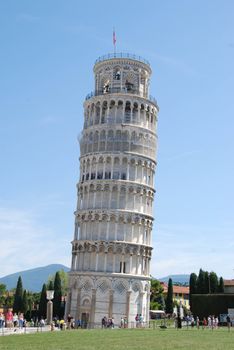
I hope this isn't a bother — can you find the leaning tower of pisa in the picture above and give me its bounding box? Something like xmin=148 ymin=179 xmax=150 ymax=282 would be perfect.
xmin=65 ymin=53 xmax=159 ymax=327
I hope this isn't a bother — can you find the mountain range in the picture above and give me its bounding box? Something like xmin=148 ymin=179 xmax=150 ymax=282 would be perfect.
xmin=0 ymin=264 xmax=70 ymax=292
xmin=0 ymin=265 xmax=190 ymax=292
xmin=157 ymin=274 xmax=190 ymax=285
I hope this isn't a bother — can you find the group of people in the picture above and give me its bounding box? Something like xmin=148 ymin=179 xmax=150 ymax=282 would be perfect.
xmin=101 ymin=316 xmax=115 ymax=328
xmin=120 ymin=316 xmax=128 ymax=328
xmin=0 ymin=310 xmax=26 ymax=330
xmin=175 ymin=314 xmax=232 ymax=330
xmin=101 ymin=314 xmax=144 ymax=329
xmin=135 ymin=314 xmax=144 ymax=327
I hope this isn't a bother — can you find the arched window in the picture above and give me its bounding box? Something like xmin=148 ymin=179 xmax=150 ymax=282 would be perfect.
xmin=114 ymin=68 xmax=121 ymax=80
xmin=103 ymin=80 xmax=110 ymax=93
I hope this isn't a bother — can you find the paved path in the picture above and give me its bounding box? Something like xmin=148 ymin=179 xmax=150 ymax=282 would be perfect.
xmin=0 ymin=326 xmax=52 ymax=336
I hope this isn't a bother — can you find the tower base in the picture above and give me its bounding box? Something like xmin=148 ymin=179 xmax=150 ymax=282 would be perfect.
xmin=65 ymin=272 xmax=151 ymax=328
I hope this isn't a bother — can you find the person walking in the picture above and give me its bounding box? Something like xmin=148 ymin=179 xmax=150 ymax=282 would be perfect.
xmin=202 ymin=317 xmax=207 ymax=330
xmin=196 ymin=316 xmax=200 ymax=329
xmin=226 ymin=315 xmax=231 ymax=332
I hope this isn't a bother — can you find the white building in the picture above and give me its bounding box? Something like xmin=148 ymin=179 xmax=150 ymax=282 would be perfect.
xmin=65 ymin=53 xmax=159 ymax=327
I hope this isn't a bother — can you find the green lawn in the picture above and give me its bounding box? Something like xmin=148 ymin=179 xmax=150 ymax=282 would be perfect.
xmin=0 ymin=328 xmax=233 ymax=350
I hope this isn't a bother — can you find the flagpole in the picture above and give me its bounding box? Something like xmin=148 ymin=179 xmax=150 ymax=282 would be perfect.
xmin=113 ymin=28 xmax=116 ymax=56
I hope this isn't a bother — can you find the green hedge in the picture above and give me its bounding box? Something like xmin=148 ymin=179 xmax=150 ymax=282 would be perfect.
xmin=191 ymin=294 xmax=234 ymax=318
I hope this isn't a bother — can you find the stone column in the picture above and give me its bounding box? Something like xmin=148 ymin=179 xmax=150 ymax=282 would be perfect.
xmin=126 ymin=291 xmax=131 ymax=324
xmin=46 ymin=300 xmax=53 ymax=325
xmin=64 ymin=291 xmax=72 ymax=319
xmin=75 ymin=288 xmax=82 ymax=321
xmin=104 ymin=252 xmax=107 ymax=272
xmin=103 ymin=160 xmax=106 ymax=179
xmin=114 ymin=221 xmax=117 ymax=240
xmin=95 ymin=252 xmax=99 ymax=271
xmin=97 ymin=221 xmax=101 ymax=240
xmin=106 ymin=221 xmax=110 ymax=240
xmin=121 ymin=255 xmax=124 ymax=273
xmin=138 ymin=104 xmax=141 ymax=123
xmin=126 ymin=161 xmax=130 ymax=180
xmin=112 ymin=253 xmax=116 ymax=273
xmin=90 ymin=289 xmax=96 ymax=326
xmin=146 ymin=292 xmax=151 ymax=323
xmin=108 ymin=290 xmax=114 ymax=318
xmin=71 ymin=253 xmax=75 ymax=270
xmin=139 ymin=291 xmax=145 ymax=315
xmin=129 ymin=254 xmax=133 ymax=274
xmin=131 ymin=224 xmax=134 ymax=241
xmin=134 ymin=163 xmax=138 ymax=180
xmin=148 ymin=258 xmax=151 ymax=276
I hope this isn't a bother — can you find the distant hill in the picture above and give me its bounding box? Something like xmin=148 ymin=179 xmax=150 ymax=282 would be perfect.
xmin=158 ymin=274 xmax=190 ymax=285
xmin=0 ymin=264 xmax=70 ymax=292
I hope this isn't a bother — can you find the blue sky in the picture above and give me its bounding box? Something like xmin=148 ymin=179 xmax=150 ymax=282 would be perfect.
xmin=0 ymin=0 xmax=234 ymax=279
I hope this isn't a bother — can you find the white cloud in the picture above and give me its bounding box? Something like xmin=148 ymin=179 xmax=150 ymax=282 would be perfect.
xmin=0 ymin=207 xmax=70 ymax=278
xmin=151 ymin=223 xmax=234 ymax=279
xmin=1 ymin=206 xmax=233 ymax=280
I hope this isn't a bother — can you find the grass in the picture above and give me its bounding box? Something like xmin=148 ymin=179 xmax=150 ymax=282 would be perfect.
xmin=0 ymin=328 xmax=234 ymax=350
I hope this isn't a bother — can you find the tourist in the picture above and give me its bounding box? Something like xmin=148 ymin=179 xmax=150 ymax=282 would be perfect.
xmin=177 ymin=314 xmax=182 ymax=329
xmin=185 ymin=315 xmax=190 ymax=329
xmin=59 ymin=318 xmax=65 ymax=330
xmin=50 ymin=321 xmax=55 ymax=331
xmin=67 ymin=314 xmax=72 ymax=330
xmin=196 ymin=316 xmax=200 ymax=329
xmin=0 ymin=313 xmax=5 ymax=328
xmin=19 ymin=313 xmax=24 ymax=328
xmin=6 ymin=309 xmax=13 ymax=328
xmin=75 ymin=319 xmax=81 ymax=328
xmin=211 ymin=316 xmax=215 ymax=330
xmin=190 ymin=316 xmax=195 ymax=328
xmin=120 ymin=317 xmax=124 ymax=328
xmin=101 ymin=316 xmax=107 ymax=328
xmin=13 ymin=313 xmax=18 ymax=328
xmin=226 ymin=314 xmax=231 ymax=331
xmin=135 ymin=314 xmax=139 ymax=327
xmin=139 ymin=314 xmax=144 ymax=328
xmin=40 ymin=318 xmax=45 ymax=327
xmin=208 ymin=316 xmax=212 ymax=329
xmin=202 ymin=317 xmax=207 ymax=329
xmin=214 ymin=316 xmax=219 ymax=329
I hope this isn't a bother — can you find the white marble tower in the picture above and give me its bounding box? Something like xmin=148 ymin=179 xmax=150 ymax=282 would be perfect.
xmin=65 ymin=53 xmax=159 ymax=327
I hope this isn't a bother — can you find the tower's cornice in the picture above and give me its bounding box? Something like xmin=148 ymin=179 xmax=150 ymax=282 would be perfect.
xmin=84 ymin=91 xmax=159 ymax=110
xmin=93 ymin=52 xmax=151 ymax=73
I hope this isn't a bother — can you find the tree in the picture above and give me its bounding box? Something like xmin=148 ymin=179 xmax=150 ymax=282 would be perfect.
xmin=47 ymin=280 xmax=54 ymax=291
xmin=204 ymin=271 xmax=210 ymax=293
xmin=5 ymin=293 xmax=14 ymax=309
xmin=209 ymin=272 xmax=218 ymax=293
xmin=196 ymin=269 xmax=206 ymax=294
xmin=165 ymin=278 xmax=173 ymax=314
xmin=47 ymin=269 xmax=68 ymax=296
xmin=218 ymin=277 xmax=224 ymax=293
xmin=22 ymin=290 xmax=28 ymax=314
xmin=13 ymin=276 xmax=23 ymax=313
xmin=39 ymin=284 xmax=47 ymax=319
xmin=53 ymin=272 xmax=62 ymax=318
xmin=0 ymin=284 xmax=7 ymax=306
xmin=25 ymin=292 xmax=33 ymax=320
xmin=58 ymin=270 xmax=68 ymax=295
xmin=150 ymin=279 xmax=165 ymax=310
xmin=189 ymin=273 xmax=197 ymax=312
